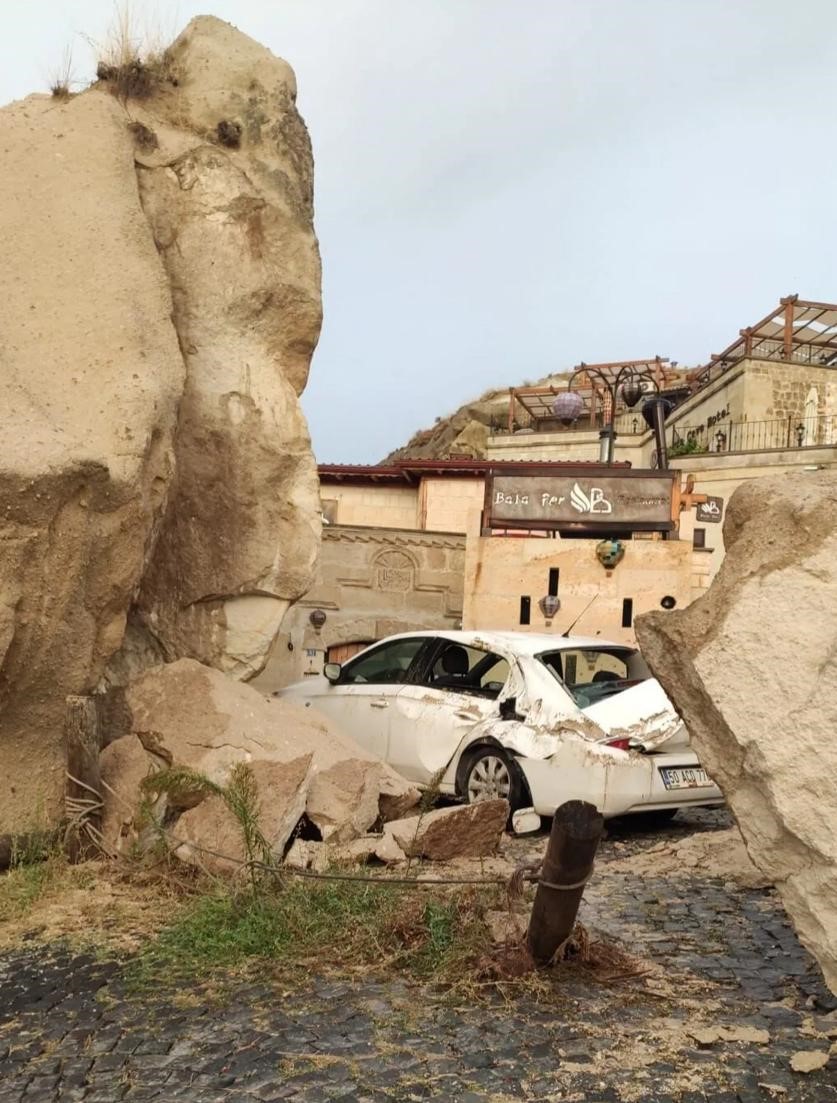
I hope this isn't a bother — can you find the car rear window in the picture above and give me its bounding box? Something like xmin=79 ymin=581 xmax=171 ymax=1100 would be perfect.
xmin=538 ymin=647 xmax=650 ymax=707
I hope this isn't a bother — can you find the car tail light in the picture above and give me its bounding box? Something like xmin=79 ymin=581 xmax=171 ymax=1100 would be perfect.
xmin=606 ymin=737 xmax=632 ymax=751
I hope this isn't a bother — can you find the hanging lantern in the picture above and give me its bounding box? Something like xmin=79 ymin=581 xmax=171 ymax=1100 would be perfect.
xmin=620 ymin=380 xmax=644 ymax=408
xmin=595 ymin=538 xmax=625 ymax=570
xmin=538 ymin=595 xmax=561 ymax=619
xmin=552 ymin=390 xmax=585 ymax=426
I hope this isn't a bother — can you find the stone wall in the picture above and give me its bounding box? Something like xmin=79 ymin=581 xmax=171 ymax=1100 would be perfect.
xmin=254 ymin=525 xmax=465 ymax=690
xmin=461 ymin=515 xmax=693 ymax=642
xmin=320 ymin=485 xmax=419 ymax=530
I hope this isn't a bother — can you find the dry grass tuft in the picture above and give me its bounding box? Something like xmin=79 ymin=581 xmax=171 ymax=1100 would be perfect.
xmin=49 ymin=46 xmax=75 ymax=100
xmin=89 ymin=3 xmax=177 ymax=103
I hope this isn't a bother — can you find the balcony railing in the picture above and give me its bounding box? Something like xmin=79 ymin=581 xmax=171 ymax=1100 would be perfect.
xmin=492 ymin=410 xmax=646 ymax=436
xmin=670 ymin=414 xmax=837 ymax=455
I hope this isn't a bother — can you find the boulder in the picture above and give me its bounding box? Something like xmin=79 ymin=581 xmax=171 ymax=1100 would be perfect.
xmin=326 ymin=834 xmax=408 ymax=867
xmin=306 ymin=761 xmax=383 ymax=842
xmin=174 ymin=755 xmax=314 ymax=876
xmin=636 ymin=469 xmax=837 ymax=994
xmin=99 ymin=734 xmax=162 ymax=855
xmin=106 ymin=659 xmax=419 ymax=862
xmin=124 ymin=659 xmax=419 ymax=822
xmin=283 ymin=838 xmax=323 ymax=871
xmin=384 ymin=800 xmax=508 ymax=860
xmin=0 ymin=15 xmax=324 ymax=836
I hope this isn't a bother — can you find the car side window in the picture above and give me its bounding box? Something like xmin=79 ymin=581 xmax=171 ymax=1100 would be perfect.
xmin=424 ymin=642 xmax=509 ymax=699
xmin=339 ymin=637 xmax=426 ymax=685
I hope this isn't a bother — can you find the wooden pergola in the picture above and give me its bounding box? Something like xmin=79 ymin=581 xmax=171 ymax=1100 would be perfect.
xmin=507 ymin=357 xmax=682 ymax=432
xmin=690 ymin=295 xmax=837 ymax=391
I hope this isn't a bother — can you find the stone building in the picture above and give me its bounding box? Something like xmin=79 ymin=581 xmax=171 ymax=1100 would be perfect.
xmin=261 ymin=296 xmax=837 ymax=688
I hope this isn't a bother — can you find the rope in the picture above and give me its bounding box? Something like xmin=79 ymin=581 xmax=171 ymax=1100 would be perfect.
xmin=66 ymin=772 xmax=591 ymax=897
xmin=539 ymin=873 xmax=593 ymax=891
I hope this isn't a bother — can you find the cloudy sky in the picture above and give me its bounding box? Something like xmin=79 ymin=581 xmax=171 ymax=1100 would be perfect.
xmin=4 ymin=1 xmax=837 ymax=463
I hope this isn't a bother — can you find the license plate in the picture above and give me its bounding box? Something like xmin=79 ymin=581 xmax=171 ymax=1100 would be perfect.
xmin=659 ymin=766 xmax=712 ymax=791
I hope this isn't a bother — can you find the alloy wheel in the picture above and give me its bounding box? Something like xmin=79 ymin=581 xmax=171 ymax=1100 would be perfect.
xmin=467 ymin=754 xmax=511 ymax=802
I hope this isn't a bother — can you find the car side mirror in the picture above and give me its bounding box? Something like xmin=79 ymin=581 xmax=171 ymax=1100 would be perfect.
xmin=324 ymin=662 xmax=342 ymax=684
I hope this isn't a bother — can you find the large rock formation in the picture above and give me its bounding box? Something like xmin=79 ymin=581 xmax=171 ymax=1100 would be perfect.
xmin=0 ymin=16 xmax=322 ymax=834
xmin=636 ymin=469 xmax=837 ymax=994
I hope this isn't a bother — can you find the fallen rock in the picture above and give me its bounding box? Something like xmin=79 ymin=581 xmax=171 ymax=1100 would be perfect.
xmin=790 ymin=1050 xmax=830 ymax=1074
xmin=124 ymin=659 xmax=419 ymax=817
xmin=636 ymin=470 xmax=837 ymax=994
xmin=99 ymin=735 xmax=162 ymax=854
xmin=373 ymin=833 xmax=408 ymax=865
xmin=485 ymin=909 xmax=526 ymax=945
xmin=609 ymin=826 xmax=769 ymax=889
xmin=106 ymin=659 xmax=418 ymax=863
xmin=174 ymin=755 xmax=314 ymax=875
xmin=327 ymin=834 xmax=408 ymax=867
xmin=284 ymin=838 xmax=328 ymax=872
xmin=307 ymin=761 xmax=382 ymax=842
xmin=688 ymin=1025 xmax=770 ymax=1047
xmin=385 ymin=800 xmax=508 ymax=860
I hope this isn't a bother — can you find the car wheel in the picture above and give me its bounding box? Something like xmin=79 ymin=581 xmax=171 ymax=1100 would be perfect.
xmin=462 ymin=746 xmax=527 ymax=811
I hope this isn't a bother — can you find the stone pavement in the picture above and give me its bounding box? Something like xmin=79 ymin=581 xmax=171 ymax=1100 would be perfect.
xmin=1 ymin=810 xmax=836 ymax=1102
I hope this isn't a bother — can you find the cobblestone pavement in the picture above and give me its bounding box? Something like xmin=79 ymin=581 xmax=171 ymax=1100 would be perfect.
xmin=1 ymin=810 xmax=836 ymax=1102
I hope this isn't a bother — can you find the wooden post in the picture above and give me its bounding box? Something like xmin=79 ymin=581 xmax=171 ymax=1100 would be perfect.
xmin=527 ymin=799 xmax=603 ymax=966
xmin=65 ymin=695 xmax=103 ymax=862
xmin=781 ymin=295 xmax=797 ymax=359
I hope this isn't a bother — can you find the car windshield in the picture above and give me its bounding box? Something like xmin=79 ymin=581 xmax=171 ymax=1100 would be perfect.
xmin=537 ymin=647 xmax=651 ymax=708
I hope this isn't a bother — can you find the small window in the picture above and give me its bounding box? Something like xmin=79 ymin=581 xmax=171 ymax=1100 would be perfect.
xmin=548 ymin=568 xmax=560 ymax=597
xmin=340 ymin=637 xmax=426 ymax=685
xmin=693 ymin=528 xmax=706 ymax=549
xmin=519 ymin=596 xmax=531 ymax=626
xmin=321 ymin=498 xmax=338 ymax=524
xmin=621 ymin=598 xmax=633 ymax=628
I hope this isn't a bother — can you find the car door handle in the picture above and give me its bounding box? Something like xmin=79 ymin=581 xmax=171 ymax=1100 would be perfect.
xmin=370 ymin=700 xmax=389 ymax=709
xmin=455 ymin=710 xmax=478 ymax=720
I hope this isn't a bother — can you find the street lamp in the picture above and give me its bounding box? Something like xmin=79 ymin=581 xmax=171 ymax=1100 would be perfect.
xmin=553 ymin=363 xmax=659 ymax=464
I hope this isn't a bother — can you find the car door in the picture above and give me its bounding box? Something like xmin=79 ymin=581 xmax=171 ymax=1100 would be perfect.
xmin=310 ymin=636 xmax=431 ymax=759
xmin=387 ymin=641 xmax=510 ymax=783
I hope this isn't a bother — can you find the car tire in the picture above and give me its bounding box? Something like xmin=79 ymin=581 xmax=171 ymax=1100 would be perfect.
xmin=461 ymin=746 xmax=528 ymax=813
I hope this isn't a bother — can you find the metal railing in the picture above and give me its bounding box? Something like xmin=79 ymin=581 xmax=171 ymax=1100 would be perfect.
xmin=492 ymin=410 xmax=646 ymax=436
xmin=670 ymin=414 xmax=837 ymax=455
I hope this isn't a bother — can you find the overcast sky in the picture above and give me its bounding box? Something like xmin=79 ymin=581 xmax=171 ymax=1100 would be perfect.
xmin=4 ymin=1 xmax=837 ymax=463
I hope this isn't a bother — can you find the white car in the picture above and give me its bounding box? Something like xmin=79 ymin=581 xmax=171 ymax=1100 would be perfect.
xmin=278 ymin=630 xmax=723 ymax=821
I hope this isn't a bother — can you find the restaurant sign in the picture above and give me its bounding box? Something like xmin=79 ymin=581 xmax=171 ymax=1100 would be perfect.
xmin=486 ymin=470 xmax=676 ymax=531
xmin=696 ymin=495 xmax=724 ymax=524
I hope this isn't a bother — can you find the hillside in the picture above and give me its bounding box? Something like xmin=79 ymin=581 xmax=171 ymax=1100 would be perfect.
xmin=383 ymin=371 xmax=569 ymax=462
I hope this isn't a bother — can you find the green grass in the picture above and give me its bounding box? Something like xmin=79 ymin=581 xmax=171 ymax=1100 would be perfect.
xmin=0 ymin=833 xmax=65 ymax=924
xmin=128 ymin=877 xmax=504 ymax=991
